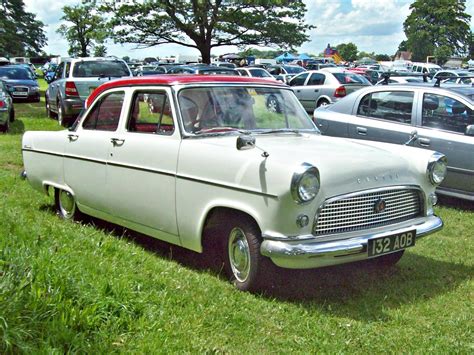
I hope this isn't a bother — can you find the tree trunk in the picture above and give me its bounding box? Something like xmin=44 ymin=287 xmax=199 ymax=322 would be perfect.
xmin=199 ymin=45 xmax=211 ymax=64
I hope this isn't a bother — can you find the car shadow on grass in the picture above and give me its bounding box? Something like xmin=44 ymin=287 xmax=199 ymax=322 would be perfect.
xmin=438 ymin=196 xmax=474 ymax=211
xmin=42 ymin=207 xmax=472 ymax=321
xmin=8 ymin=120 xmax=25 ymax=134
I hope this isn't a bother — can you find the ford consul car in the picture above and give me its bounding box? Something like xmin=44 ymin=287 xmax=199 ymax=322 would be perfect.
xmin=22 ymin=75 xmax=446 ymax=291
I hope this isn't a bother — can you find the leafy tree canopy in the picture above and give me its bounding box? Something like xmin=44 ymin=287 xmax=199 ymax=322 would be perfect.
xmin=99 ymin=0 xmax=314 ymax=64
xmin=0 ymin=0 xmax=46 ymax=57
xmin=403 ymin=0 xmax=471 ymax=62
xmin=57 ymin=3 xmax=109 ymax=57
xmin=336 ymin=43 xmax=358 ymax=62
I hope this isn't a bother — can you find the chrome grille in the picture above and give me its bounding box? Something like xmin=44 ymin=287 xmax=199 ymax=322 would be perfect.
xmin=314 ymin=187 xmax=423 ymax=236
xmin=13 ymin=86 xmax=29 ymax=93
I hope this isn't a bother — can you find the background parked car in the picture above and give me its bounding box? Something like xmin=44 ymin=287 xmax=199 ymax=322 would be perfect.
xmin=0 ymin=80 xmax=14 ymax=132
xmin=314 ymin=84 xmax=474 ymax=201
xmin=266 ymin=64 xmax=306 ymax=83
xmin=166 ymin=65 xmax=239 ymax=75
xmin=45 ymin=57 xmax=132 ymax=126
xmin=235 ymin=67 xmax=276 ymax=80
xmin=0 ymin=65 xmax=40 ymax=102
xmin=432 ymin=69 xmax=471 ymax=81
xmin=289 ymin=68 xmax=371 ymax=112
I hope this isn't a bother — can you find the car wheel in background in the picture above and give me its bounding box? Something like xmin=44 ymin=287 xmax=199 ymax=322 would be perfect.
xmin=45 ymin=95 xmax=55 ymax=118
xmin=57 ymin=99 xmax=67 ymax=126
xmin=55 ymin=188 xmax=82 ymax=221
xmin=222 ymin=214 xmax=272 ymax=292
xmin=266 ymin=94 xmax=281 ymax=113
xmin=0 ymin=119 xmax=9 ymax=133
xmin=317 ymin=99 xmax=330 ymax=108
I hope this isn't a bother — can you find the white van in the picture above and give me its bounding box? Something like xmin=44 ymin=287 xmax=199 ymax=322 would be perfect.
xmin=411 ymin=62 xmax=441 ymax=76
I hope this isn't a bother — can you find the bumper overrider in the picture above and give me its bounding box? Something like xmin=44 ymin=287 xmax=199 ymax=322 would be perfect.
xmin=260 ymin=215 xmax=443 ymax=269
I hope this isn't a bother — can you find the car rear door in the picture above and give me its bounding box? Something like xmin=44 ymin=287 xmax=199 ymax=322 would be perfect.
xmin=105 ymin=87 xmax=180 ymax=242
xmin=414 ymin=91 xmax=474 ymax=197
xmin=63 ymin=89 xmax=125 ymax=213
xmin=347 ymin=89 xmax=417 ymax=144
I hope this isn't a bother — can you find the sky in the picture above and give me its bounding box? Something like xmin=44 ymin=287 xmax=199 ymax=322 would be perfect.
xmin=24 ymin=0 xmax=474 ymax=60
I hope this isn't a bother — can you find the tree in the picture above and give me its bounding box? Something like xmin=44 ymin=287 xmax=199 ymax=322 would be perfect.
xmin=469 ymin=32 xmax=474 ymax=59
xmin=57 ymin=3 xmax=109 ymax=57
xmin=94 ymin=44 xmax=107 ymax=57
xmin=0 ymin=0 xmax=46 ymax=57
xmin=335 ymin=43 xmax=358 ymax=62
xmin=403 ymin=0 xmax=471 ymax=62
xmin=99 ymin=0 xmax=314 ymax=64
xmin=375 ymin=54 xmax=391 ymax=61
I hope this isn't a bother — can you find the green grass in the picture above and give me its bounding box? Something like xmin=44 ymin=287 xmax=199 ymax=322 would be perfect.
xmin=0 ymin=81 xmax=473 ymax=353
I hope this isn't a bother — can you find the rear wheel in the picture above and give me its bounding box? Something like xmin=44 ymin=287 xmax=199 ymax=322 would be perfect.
xmin=45 ymin=95 xmax=55 ymax=118
xmin=55 ymin=188 xmax=82 ymax=221
xmin=317 ymin=99 xmax=330 ymax=108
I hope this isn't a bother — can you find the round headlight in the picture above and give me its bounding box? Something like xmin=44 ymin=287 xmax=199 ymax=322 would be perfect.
xmin=291 ymin=163 xmax=320 ymax=204
xmin=427 ymin=153 xmax=447 ymax=185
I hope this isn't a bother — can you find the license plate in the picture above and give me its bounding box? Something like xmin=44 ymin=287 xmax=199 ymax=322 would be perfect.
xmin=13 ymin=91 xmax=28 ymax=96
xmin=368 ymin=230 xmax=416 ymax=257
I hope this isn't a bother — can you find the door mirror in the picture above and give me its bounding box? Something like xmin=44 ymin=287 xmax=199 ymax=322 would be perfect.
xmin=236 ymin=134 xmax=255 ymax=151
xmin=465 ymin=125 xmax=474 ymax=136
xmin=405 ymin=130 xmax=418 ymax=145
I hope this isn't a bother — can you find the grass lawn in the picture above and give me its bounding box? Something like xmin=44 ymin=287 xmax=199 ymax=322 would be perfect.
xmin=0 ymin=80 xmax=473 ymax=353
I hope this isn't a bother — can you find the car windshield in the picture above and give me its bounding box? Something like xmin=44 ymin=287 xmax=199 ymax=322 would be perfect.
xmin=283 ymin=66 xmax=306 ymax=74
xmin=429 ymin=68 xmax=439 ymax=74
xmin=0 ymin=67 xmax=34 ymax=80
xmin=333 ymin=72 xmax=370 ymax=84
xmin=178 ymin=86 xmax=317 ymax=135
xmin=72 ymin=60 xmax=130 ymax=78
xmin=248 ymin=69 xmax=272 ymax=78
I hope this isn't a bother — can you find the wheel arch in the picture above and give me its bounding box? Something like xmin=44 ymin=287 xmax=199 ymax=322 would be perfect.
xmin=316 ymin=95 xmax=332 ymax=106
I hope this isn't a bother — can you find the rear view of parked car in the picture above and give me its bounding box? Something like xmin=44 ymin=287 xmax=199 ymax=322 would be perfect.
xmin=289 ymin=68 xmax=371 ymax=112
xmin=45 ymin=57 xmax=132 ymax=126
xmin=0 ymin=65 xmax=40 ymax=102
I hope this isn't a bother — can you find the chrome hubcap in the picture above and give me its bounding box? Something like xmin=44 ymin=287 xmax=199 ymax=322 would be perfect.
xmin=59 ymin=190 xmax=75 ymax=219
xmin=228 ymin=227 xmax=251 ymax=282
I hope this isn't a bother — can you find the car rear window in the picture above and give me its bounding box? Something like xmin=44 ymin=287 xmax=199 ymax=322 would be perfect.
xmin=72 ymin=61 xmax=130 ymax=78
xmin=333 ymin=73 xmax=370 ymax=85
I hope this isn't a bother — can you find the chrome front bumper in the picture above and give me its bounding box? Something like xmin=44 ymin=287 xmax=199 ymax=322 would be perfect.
xmin=260 ymin=215 xmax=443 ymax=269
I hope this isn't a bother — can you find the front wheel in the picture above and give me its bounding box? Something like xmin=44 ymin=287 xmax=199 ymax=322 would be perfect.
xmin=266 ymin=94 xmax=281 ymax=113
xmin=222 ymin=215 xmax=272 ymax=291
xmin=317 ymin=99 xmax=330 ymax=108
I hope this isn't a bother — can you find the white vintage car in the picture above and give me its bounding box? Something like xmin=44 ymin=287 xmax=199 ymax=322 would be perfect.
xmin=22 ymin=75 xmax=446 ymax=291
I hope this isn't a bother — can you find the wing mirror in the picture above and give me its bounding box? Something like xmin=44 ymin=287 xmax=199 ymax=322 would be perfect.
xmin=236 ymin=134 xmax=256 ymax=151
xmin=405 ymin=130 xmax=418 ymax=145
xmin=465 ymin=125 xmax=474 ymax=136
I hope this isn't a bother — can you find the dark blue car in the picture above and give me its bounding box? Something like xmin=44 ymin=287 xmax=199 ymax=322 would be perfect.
xmin=0 ymin=65 xmax=40 ymax=102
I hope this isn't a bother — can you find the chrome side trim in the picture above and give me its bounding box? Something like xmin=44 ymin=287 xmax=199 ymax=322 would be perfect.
xmin=261 ymin=215 xmax=443 ymax=269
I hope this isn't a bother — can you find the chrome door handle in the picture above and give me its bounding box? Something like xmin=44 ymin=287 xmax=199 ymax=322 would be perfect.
xmin=356 ymin=127 xmax=367 ymax=135
xmin=67 ymin=134 xmax=78 ymax=141
xmin=419 ymin=138 xmax=430 ymax=147
xmin=110 ymin=138 xmax=125 ymax=146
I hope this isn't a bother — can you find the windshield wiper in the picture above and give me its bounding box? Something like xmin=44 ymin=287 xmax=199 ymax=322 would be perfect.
xmin=194 ymin=127 xmax=251 ymax=135
xmin=256 ymin=128 xmax=303 ymax=135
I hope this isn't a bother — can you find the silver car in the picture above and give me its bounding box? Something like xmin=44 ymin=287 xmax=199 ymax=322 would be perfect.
xmin=314 ymin=84 xmax=474 ymax=201
xmin=45 ymin=57 xmax=132 ymax=127
xmin=0 ymin=80 xmax=14 ymax=132
xmin=289 ymin=68 xmax=371 ymax=112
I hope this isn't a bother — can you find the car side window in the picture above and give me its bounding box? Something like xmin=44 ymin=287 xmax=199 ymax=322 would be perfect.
xmin=307 ymin=73 xmax=325 ymax=85
xmin=127 ymin=91 xmax=174 ymax=135
xmin=357 ymin=91 xmax=414 ymax=124
xmin=289 ymin=72 xmax=309 ymax=86
xmin=422 ymin=93 xmax=473 ymax=134
xmin=65 ymin=62 xmax=71 ymax=78
xmin=238 ymin=70 xmax=249 ymax=76
xmin=82 ymin=91 xmax=124 ymax=131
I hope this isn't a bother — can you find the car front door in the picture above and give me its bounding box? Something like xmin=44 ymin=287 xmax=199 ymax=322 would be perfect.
xmin=415 ymin=92 xmax=474 ymax=197
xmin=63 ymin=89 xmax=125 ymax=214
xmin=348 ymin=90 xmax=417 ymax=144
xmin=105 ymin=88 xmax=180 ymax=243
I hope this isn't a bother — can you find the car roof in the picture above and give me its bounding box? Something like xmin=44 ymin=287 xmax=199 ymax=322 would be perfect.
xmin=86 ymin=74 xmax=287 ymax=107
